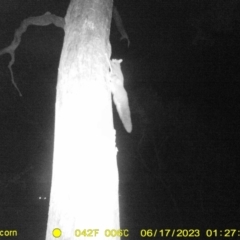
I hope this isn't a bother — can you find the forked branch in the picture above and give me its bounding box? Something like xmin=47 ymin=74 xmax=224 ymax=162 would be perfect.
xmin=0 ymin=12 xmax=65 ymax=96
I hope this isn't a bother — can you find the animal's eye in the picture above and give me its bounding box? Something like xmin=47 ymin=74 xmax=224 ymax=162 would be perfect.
xmin=38 ymin=196 xmax=47 ymax=200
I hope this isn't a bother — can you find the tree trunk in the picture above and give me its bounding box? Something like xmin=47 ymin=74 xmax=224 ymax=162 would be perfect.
xmin=46 ymin=0 xmax=120 ymax=239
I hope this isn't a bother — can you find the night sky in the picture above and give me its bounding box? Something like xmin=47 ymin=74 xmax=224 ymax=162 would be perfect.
xmin=0 ymin=0 xmax=240 ymax=239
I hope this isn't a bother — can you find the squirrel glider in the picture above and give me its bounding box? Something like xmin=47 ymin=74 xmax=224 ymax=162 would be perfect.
xmin=106 ymin=57 xmax=132 ymax=133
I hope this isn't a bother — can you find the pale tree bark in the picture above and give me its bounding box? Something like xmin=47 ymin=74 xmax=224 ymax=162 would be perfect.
xmin=0 ymin=0 xmax=121 ymax=238
xmin=46 ymin=0 xmax=120 ymax=240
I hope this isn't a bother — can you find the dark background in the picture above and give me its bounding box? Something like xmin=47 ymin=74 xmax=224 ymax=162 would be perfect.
xmin=0 ymin=0 xmax=240 ymax=239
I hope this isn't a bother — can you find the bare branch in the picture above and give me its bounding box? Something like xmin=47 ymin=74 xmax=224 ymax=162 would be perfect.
xmin=113 ymin=6 xmax=130 ymax=47
xmin=0 ymin=12 xmax=65 ymax=96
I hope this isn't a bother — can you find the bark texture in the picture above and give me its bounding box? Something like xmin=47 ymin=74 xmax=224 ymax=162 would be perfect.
xmin=46 ymin=0 xmax=120 ymax=239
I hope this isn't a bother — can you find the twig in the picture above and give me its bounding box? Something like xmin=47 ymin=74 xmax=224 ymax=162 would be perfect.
xmin=0 ymin=12 xmax=65 ymax=96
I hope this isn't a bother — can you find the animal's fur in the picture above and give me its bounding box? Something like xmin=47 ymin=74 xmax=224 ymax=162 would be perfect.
xmin=107 ymin=58 xmax=132 ymax=133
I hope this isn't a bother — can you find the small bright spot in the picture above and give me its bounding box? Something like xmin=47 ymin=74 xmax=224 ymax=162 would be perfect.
xmin=38 ymin=196 xmax=47 ymax=200
xmin=52 ymin=228 xmax=62 ymax=238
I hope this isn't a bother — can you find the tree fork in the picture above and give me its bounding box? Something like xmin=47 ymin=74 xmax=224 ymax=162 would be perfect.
xmin=0 ymin=0 xmax=120 ymax=239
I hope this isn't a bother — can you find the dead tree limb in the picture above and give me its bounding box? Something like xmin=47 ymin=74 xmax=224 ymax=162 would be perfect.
xmin=0 ymin=12 xmax=65 ymax=96
xmin=113 ymin=6 xmax=130 ymax=47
